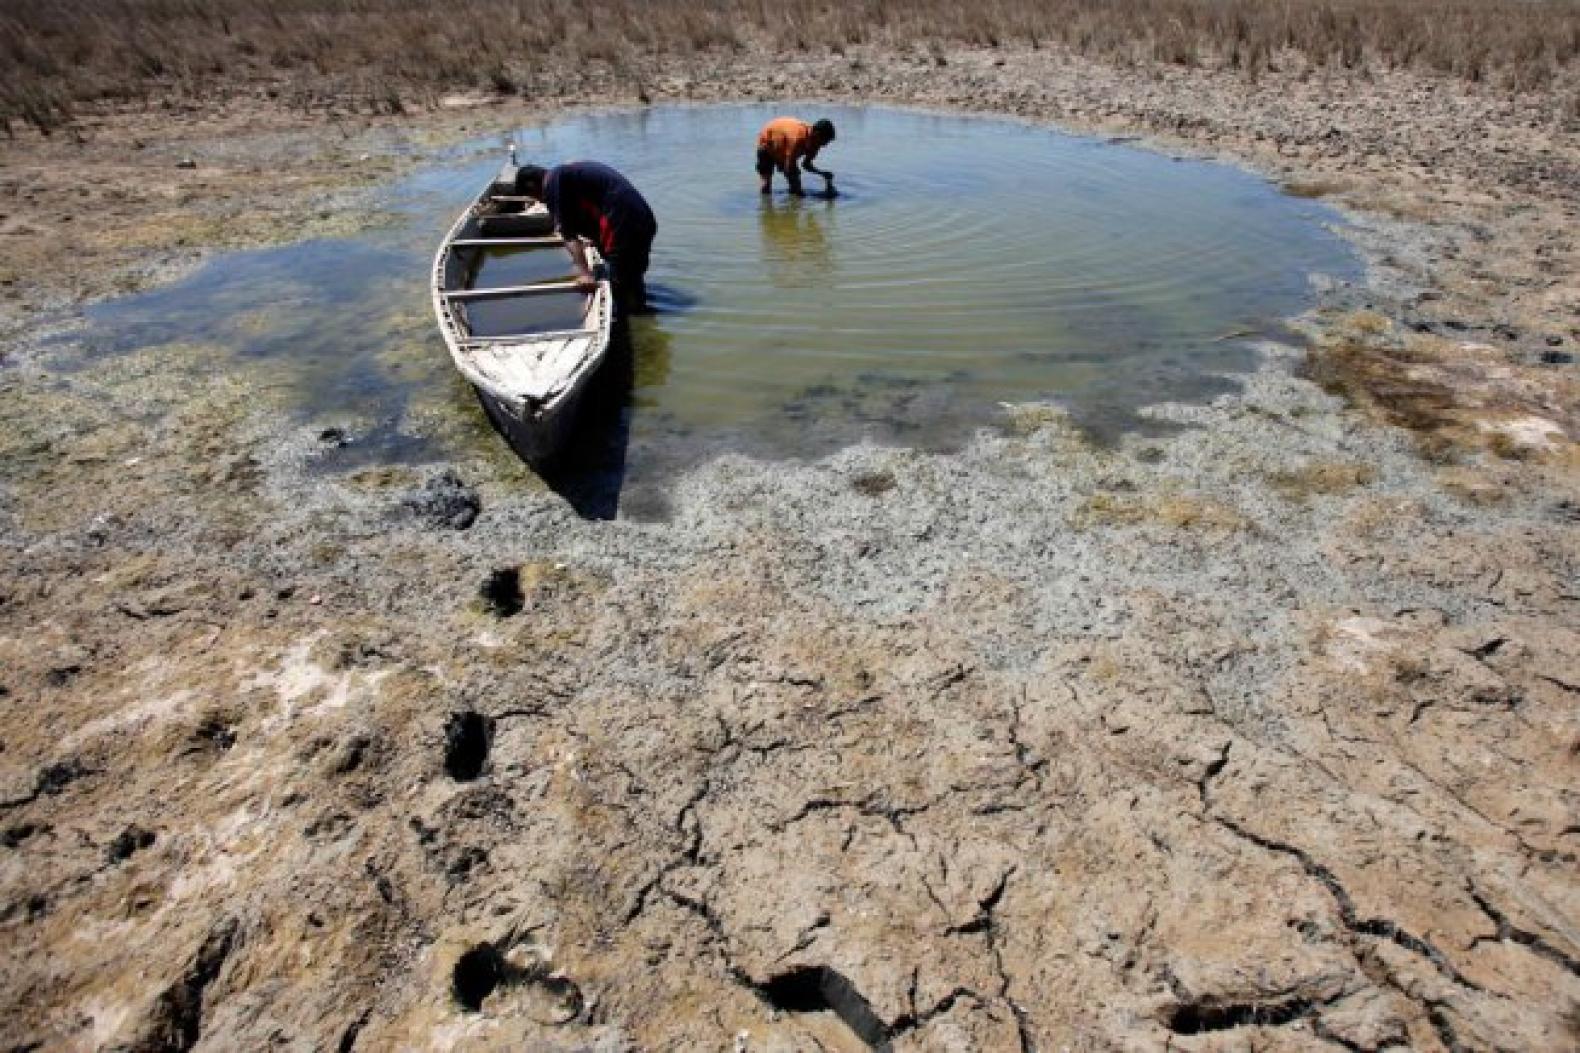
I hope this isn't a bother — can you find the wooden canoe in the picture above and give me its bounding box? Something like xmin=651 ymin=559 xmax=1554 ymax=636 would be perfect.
xmin=431 ymin=155 xmax=614 ymax=466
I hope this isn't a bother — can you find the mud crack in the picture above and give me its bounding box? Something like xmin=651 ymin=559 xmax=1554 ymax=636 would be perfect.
xmin=1007 ymin=688 xmax=1048 ymax=794
xmin=1195 ymin=741 xmax=1232 ymax=808
xmin=622 ymin=778 xmax=707 ymax=924
xmin=777 ymin=792 xmax=936 ymax=839
xmin=938 ymin=866 xmax=1032 ymax=1051
xmin=1211 ymin=814 xmax=1480 ymax=992
xmin=890 ymin=986 xmax=993 ymax=1044
xmin=1467 ymin=883 xmax=1580 ymax=977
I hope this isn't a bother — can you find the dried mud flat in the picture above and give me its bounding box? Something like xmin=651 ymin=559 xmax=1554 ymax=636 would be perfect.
xmin=2 ymin=46 xmax=1578 ymax=1052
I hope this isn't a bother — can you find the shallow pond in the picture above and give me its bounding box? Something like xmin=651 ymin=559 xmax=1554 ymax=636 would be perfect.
xmin=81 ymin=104 xmax=1359 ymax=512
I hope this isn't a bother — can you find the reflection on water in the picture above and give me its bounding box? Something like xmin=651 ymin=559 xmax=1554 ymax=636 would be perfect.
xmin=469 ymin=245 xmax=576 ymax=289
xmin=72 ymin=104 xmax=1359 ymax=512
xmin=461 ymin=291 xmax=588 ymax=340
xmin=630 ymin=316 xmax=674 ymax=402
xmin=536 ymin=321 xmax=637 ymax=520
xmin=759 ymin=197 xmax=836 ymax=287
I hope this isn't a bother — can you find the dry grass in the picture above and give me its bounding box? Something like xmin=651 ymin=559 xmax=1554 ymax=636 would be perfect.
xmin=1305 ymin=335 xmax=1462 ymax=460
xmin=4 ymin=0 xmax=1579 ymax=133
xmin=1281 ymin=178 xmax=1353 ymax=200
xmin=1305 ymin=315 xmax=1579 ymax=463
xmin=1303 ymin=312 xmax=1464 ymax=458
xmin=1001 ymin=401 xmax=1070 ymax=437
xmin=1080 ymin=489 xmax=1248 ymax=531
xmin=1267 ymin=460 xmax=1377 ymax=500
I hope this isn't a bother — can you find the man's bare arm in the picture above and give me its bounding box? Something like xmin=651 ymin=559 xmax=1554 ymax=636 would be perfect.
xmin=801 ymin=149 xmax=833 ymax=182
xmin=563 ymin=236 xmax=597 ymax=292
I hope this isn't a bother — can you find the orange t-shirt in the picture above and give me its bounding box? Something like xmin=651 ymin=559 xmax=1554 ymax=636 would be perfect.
xmin=757 ymin=117 xmax=819 ymax=170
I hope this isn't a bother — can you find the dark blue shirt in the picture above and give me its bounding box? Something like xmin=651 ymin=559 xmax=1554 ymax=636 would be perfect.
xmin=542 ymin=162 xmax=656 ymax=252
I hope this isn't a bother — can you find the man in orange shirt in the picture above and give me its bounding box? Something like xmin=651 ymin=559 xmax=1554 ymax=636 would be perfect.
xmin=756 ymin=117 xmax=837 ymax=196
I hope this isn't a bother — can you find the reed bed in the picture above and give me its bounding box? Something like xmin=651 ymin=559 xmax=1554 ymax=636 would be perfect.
xmin=5 ymin=0 xmax=1579 ymax=132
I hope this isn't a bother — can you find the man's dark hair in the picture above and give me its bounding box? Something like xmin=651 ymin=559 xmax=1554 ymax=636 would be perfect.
xmin=813 ymin=119 xmax=836 ymax=143
xmin=515 ymin=164 xmax=547 ymax=196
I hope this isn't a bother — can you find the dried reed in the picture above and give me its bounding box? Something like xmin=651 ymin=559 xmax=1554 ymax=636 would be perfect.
xmin=4 ymin=0 xmax=1578 ymax=133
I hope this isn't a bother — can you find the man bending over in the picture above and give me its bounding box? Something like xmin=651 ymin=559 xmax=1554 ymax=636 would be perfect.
xmin=756 ymin=117 xmax=837 ymax=196
xmin=516 ymin=161 xmax=657 ymax=314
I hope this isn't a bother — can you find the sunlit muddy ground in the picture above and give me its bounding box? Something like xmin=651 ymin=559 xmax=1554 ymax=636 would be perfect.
xmin=1 ymin=58 xmax=1575 ymax=1053
xmin=74 ymin=105 xmax=1356 ymax=514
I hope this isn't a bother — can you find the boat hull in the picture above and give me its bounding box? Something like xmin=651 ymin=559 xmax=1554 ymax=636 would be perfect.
xmin=472 ymin=376 xmax=590 ymax=467
xmin=432 ymin=159 xmax=614 ymax=471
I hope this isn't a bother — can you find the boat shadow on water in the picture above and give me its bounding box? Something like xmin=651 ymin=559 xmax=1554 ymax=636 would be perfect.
xmin=532 ymin=316 xmax=654 ymax=521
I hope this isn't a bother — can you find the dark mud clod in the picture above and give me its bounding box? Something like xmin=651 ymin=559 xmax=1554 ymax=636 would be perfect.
xmin=189 ymin=716 xmax=237 ymax=754
xmin=333 ymin=734 xmax=372 ymax=774
xmin=445 ymin=845 xmax=488 ymax=882
xmin=3 ymin=823 xmax=46 ymax=848
xmin=443 ymin=712 xmax=492 ymax=782
xmin=1552 ymin=500 xmax=1580 ymax=524
xmin=45 ymin=664 xmax=81 ymax=686
xmin=851 ymin=470 xmax=896 ymax=497
xmin=759 ymin=966 xmax=890 ymax=1048
xmin=337 ymin=1009 xmax=371 ymax=1053
xmin=1 ymin=892 xmax=52 ymax=923
xmin=402 ymin=469 xmax=480 ymax=531
xmin=35 ymin=760 xmax=88 ymax=798
xmin=448 ymin=940 xmax=583 ymax=1022
xmin=452 ymin=944 xmax=504 ymax=1012
xmin=107 ymin=825 xmax=156 ymax=864
xmin=532 ymin=973 xmax=585 ymax=1026
xmin=478 ymin=568 xmax=523 ymax=618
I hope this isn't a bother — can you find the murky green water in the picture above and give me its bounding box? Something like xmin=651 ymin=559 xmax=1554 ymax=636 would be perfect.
xmin=79 ymin=104 xmax=1358 ymax=504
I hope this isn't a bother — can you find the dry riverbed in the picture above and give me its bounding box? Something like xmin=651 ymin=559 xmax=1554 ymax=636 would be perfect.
xmin=1 ymin=45 xmax=1577 ymax=1051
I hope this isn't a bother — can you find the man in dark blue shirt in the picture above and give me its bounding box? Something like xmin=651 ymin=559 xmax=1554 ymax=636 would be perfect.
xmin=515 ymin=162 xmax=657 ymax=314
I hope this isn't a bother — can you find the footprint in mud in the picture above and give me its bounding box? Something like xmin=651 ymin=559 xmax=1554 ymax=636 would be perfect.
xmin=451 ymin=941 xmax=583 ymax=1023
xmin=106 ymin=825 xmax=156 ymax=864
xmin=452 ymin=944 xmax=504 ymax=1011
xmin=478 ymin=568 xmax=524 ymax=618
xmin=443 ymin=711 xmax=492 ymax=782
xmin=758 ymin=966 xmax=890 ymax=1049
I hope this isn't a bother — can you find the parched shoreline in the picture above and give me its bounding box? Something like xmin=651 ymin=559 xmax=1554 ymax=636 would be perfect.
xmin=1 ymin=45 xmax=1577 ymax=1051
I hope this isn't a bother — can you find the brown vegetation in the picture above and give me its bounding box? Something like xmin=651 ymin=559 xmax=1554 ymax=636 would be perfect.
xmin=4 ymin=0 xmax=1580 ymax=133
xmin=1306 ymin=315 xmax=1580 ymax=464
xmin=1267 ymin=461 xmax=1377 ymax=500
xmin=1307 ymin=335 xmax=1467 ymax=460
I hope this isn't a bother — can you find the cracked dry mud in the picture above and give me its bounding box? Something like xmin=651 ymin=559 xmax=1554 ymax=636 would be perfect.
xmin=2 ymin=44 xmax=1579 ymax=1053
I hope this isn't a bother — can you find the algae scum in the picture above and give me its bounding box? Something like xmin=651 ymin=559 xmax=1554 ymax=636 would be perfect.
xmin=82 ymin=105 xmax=1358 ymax=504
